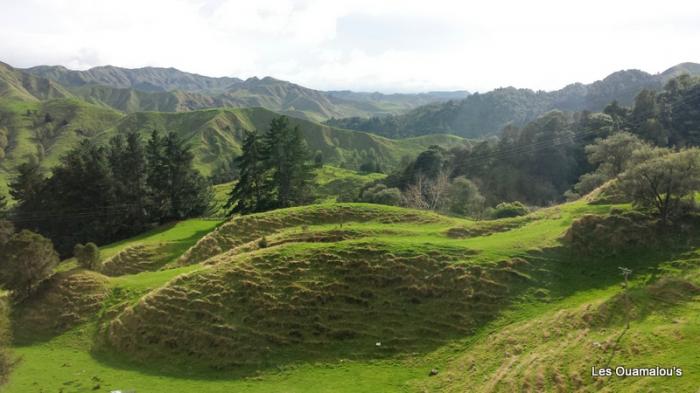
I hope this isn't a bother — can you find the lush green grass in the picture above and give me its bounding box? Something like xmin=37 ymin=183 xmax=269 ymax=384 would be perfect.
xmin=210 ymin=166 xmax=386 ymax=215
xmin=7 ymin=201 xmax=700 ymax=392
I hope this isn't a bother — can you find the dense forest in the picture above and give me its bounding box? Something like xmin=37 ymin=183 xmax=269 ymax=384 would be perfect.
xmin=326 ymin=65 xmax=700 ymax=138
xmin=353 ymin=74 xmax=700 ymax=216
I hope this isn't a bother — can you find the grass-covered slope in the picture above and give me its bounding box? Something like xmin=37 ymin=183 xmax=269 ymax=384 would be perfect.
xmin=5 ymin=201 xmax=700 ymax=392
xmin=0 ymin=95 xmax=464 ymax=193
xmin=0 ymin=97 xmax=124 ymax=192
xmin=103 ymin=107 xmax=466 ymax=175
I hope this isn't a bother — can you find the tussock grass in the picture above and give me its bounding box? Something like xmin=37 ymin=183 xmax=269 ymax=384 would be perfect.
xmin=419 ymin=273 xmax=700 ymax=393
xmin=12 ymin=270 xmax=109 ymax=342
xmin=107 ymin=242 xmax=533 ymax=369
xmin=178 ymin=203 xmax=453 ymax=266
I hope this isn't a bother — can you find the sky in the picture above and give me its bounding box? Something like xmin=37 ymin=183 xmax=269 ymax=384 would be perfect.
xmin=2 ymin=0 xmax=700 ymax=93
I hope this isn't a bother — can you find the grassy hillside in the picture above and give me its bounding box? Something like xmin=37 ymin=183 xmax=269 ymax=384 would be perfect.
xmin=101 ymin=107 xmax=466 ymax=176
xmin=0 ymin=97 xmax=463 ymax=195
xmin=6 ymin=198 xmax=700 ymax=392
xmin=0 ymin=97 xmax=124 ymax=193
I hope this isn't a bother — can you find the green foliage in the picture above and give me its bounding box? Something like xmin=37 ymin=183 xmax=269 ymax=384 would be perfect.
xmin=74 ymin=242 xmax=101 ymax=270
xmin=225 ymin=131 xmax=269 ymax=214
xmin=446 ymin=176 xmax=485 ymax=216
xmin=263 ymin=116 xmax=315 ymax=209
xmin=618 ymin=149 xmax=700 ymax=222
xmin=208 ymin=156 xmax=239 ymax=184
xmin=0 ymin=228 xmax=58 ymax=300
xmin=359 ymin=184 xmax=403 ymax=206
xmin=146 ymin=130 xmax=212 ymax=222
xmin=226 ymin=116 xmax=315 ymax=215
xmin=572 ymin=132 xmax=650 ymax=196
xmin=490 ymin=201 xmax=529 ymax=219
xmin=325 ymin=69 xmax=672 ymax=138
xmin=9 ymin=131 xmax=210 ymax=255
xmin=313 ymin=150 xmax=323 ymax=168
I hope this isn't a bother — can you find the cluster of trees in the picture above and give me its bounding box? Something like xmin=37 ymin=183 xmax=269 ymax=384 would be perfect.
xmin=226 ymin=116 xmax=315 ymax=215
xmin=357 ymin=75 xmax=700 ymax=220
xmin=325 ymin=69 xmax=667 ymax=139
xmin=0 ymin=220 xmax=58 ymax=301
xmin=609 ymin=74 xmax=700 ymax=147
xmin=6 ymin=130 xmax=211 ymax=254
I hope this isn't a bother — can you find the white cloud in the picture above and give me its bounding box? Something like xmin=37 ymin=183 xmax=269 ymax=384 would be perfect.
xmin=1 ymin=0 xmax=699 ymax=92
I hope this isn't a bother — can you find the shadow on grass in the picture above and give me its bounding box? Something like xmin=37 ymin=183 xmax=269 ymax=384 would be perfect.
xmin=52 ymin=217 xmax=700 ymax=381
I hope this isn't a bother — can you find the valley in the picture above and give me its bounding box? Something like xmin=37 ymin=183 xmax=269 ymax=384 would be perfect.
xmin=1 ymin=53 xmax=700 ymax=393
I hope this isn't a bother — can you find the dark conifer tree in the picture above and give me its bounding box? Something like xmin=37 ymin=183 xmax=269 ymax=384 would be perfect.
xmin=225 ymin=130 xmax=268 ymax=215
xmin=262 ymin=116 xmax=314 ymax=208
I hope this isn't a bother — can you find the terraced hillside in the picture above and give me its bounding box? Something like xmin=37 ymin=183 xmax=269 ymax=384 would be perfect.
xmin=5 ymin=199 xmax=700 ymax=392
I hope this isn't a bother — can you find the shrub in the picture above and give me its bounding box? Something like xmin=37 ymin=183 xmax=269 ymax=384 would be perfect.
xmin=491 ymin=201 xmax=529 ymax=219
xmin=0 ymin=229 xmax=58 ymax=300
xmin=257 ymin=236 xmax=269 ymax=249
xmin=360 ymin=184 xmax=402 ymax=206
xmin=74 ymin=242 xmax=101 ymax=270
xmin=446 ymin=177 xmax=485 ymax=217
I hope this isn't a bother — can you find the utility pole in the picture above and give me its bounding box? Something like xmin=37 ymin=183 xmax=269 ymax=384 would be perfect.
xmin=619 ymin=266 xmax=632 ymax=329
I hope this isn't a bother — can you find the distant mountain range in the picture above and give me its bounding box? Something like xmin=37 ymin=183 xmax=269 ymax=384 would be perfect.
xmin=326 ymin=63 xmax=700 ymax=138
xmin=16 ymin=63 xmax=468 ymax=122
xmin=0 ymin=62 xmax=467 ymax=191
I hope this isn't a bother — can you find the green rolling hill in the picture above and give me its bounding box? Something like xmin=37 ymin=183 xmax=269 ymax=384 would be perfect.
xmin=5 ymin=195 xmax=700 ymax=392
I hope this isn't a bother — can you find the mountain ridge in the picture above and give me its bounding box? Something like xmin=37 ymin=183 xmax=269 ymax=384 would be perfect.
xmin=325 ymin=63 xmax=700 ymax=138
xmin=19 ymin=63 xmax=465 ymax=121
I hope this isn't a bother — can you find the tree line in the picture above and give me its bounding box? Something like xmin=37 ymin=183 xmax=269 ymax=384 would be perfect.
xmin=5 ymin=129 xmax=211 ymax=255
xmin=356 ymin=74 xmax=700 ymax=222
xmin=226 ymin=116 xmax=315 ymax=215
xmin=0 ymin=116 xmax=317 ymax=302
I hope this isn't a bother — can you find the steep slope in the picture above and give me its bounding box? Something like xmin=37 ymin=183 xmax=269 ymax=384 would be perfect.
xmin=25 ymin=64 xmax=241 ymax=93
xmin=0 ymin=97 xmax=124 ymax=193
xmin=22 ymin=64 xmax=460 ymax=121
xmin=0 ymin=62 xmax=72 ymax=102
xmin=326 ymin=63 xmax=700 ymax=138
xmin=0 ymin=96 xmax=464 ymax=194
xmin=102 ymin=107 xmax=467 ymax=175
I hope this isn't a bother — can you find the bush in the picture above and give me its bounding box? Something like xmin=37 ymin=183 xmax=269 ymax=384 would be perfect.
xmin=0 ymin=229 xmax=58 ymax=300
xmin=360 ymin=184 xmax=402 ymax=206
xmin=491 ymin=201 xmax=529 ymax=219
xmin=74 ymin=242 xmax=101 ymax=270
xmin=446 ymin=177 xmax=485 ymax=217
xmin=257 ymin=236 xmax=269 ymax=248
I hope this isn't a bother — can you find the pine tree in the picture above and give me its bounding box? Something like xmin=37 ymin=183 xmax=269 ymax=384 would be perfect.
xmin=145 ymin=129 xmax=169 ymax=221
xmin=263 ymin=116 xmax=314 ymax=208
xmin=146 ymin=130 xmax=211 ymax=221
xmin=225 ymin=130 xmax=268 ymax=215
xmin=109 ymin=131 xmax=148 ymax=234
xmin=9 ymin=156 xmax=45 ymax=210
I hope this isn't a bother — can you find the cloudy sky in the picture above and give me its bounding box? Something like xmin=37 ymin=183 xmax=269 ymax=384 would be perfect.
xmin=2 ymin=0 xmax=700 ymax=93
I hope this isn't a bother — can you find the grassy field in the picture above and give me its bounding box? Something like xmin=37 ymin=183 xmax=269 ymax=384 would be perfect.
xmin=6 ymin=201 xmax=700 ymax=392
